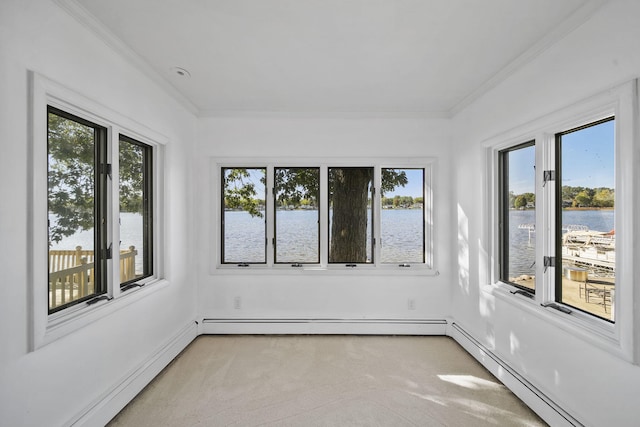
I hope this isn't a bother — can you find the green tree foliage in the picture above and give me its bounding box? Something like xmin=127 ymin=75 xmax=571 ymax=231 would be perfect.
xmin=48 ymin=113 xmax=147 ymax=244
xmin=511 ymin=186 xmax=614 ymax=209
xmin=574 ymin=190 xmax=592 ymax=207
xmin=224 ymin=168 xmax=266 ymax=217
xmin=514 ymin=195 xmax=528 ymax=209
xmin=118 ymin=141 xmax=146 ymax=213
xmin=47 ymin=113 xmax=96 ymax=244
xmin=592 ymin=188 xmax=614 ymax=207
xmin=275 ymin=168 xmax=319 ymax=208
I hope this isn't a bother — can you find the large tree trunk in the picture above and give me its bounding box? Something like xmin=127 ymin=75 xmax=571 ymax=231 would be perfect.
xmin=329 ymin=168 xmax=372 ymax=263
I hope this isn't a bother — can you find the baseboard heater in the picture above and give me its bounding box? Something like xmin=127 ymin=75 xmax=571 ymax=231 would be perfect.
xmin=450 ymin=322 xmax=583 ymax=427
xmin=200 ymin=318 xmax=448 ymax=335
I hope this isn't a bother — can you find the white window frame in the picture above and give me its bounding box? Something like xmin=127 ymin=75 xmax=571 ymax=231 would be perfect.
xmin=211 ymin=157 xmax=436 ymax=275
xmin=29 ymin=72 xmax=167 ymax=350
xmin=484 ymin=79 xmax=639 ymax=363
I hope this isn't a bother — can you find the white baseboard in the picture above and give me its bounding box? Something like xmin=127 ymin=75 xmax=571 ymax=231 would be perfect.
xmin=68 ymin=321 xmax=198 ymax=427
xmin=448 ymin=322 xmax=583 ymax=427
xmin=200 ymin=318 xmax=448 ymax=335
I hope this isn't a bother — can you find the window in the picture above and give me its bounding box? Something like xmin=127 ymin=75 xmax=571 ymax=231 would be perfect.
xmin=274 ymin=167 xmax=320 ymax=264
xmin=217 ymin=160 xmax=433 ymax=270
xmin=222 ymin=167 xmax=267 ymax=264
xmin=381 ymin=168 xmax=425 ymax=264
xmin=47 ymin=109 xmax=157 ymax=313
xmin=498 ymin=142 xmax=536 ymax=293
xmin=328 ymin=167 xmax=374 ymax=264
xmin=486 ymin=80 xmax=638 ymax=360
xmin=48 ymin=107 xmax=108 ymax=312
xmin=495 ymin=119 xmax=615 ymax=322
xmin=31 ymin=72 xmax=165 ymax=349
xmin=556 ymin=118 xmax=615 ymax=321
xmin=119 ymin=135 xmax=154 ymax=287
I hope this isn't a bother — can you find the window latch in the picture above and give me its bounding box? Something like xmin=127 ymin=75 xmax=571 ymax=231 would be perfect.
xmin=510 ymin=289 xmax=534 ymax=299
xmin=121 ymin=282 xmax=145 ymax=292
xmin=543 ymin=170 xmax=555 ymax=187
xmin=86 ymin=295 xmax=113 ymax=305
xmin=102 ymin=163 xmax=112 ymax=179
xmin=543 ymin=256 xmax=555 ymax=273
xmin=541 ymin=302 xmax=572 ymax=314
xmin=104 ymin=243 xmax=113 ymax=260
xmin=345 ymin=264 xmax=357 ymax=268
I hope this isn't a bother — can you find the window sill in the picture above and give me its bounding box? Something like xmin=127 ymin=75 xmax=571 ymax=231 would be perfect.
xmin=212 ymin=265 xmax=439 ymax=277
xmin=35 ymin=278 xmax=168 ymax=350
xmin=485 ymin=281 xmax=630 ymax=363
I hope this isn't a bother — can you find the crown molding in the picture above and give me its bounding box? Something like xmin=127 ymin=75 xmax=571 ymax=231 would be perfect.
xmin=449 ymin=0 xmax=609 ymax=118
xmin=197 ymin=109 xmax=452 ymax=120
xmin=53 ymin=0 xmax=199 ymax=116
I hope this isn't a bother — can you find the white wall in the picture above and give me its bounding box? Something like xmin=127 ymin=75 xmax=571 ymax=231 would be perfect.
xmin=0 ymin=0 xmax=197 ymax=425
xmin=451 ymin=1 xmax=640 ymax=426
xmin=195 ymin=116 xmax=453 ymax=325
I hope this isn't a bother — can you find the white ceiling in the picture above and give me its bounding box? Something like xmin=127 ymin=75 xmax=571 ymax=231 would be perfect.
xmin=65 ymin=0 xmax=602 ymax=117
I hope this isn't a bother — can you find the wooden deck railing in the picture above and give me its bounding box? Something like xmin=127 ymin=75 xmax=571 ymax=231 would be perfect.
xmin=49 ymin=246 xmax=138 ymax=309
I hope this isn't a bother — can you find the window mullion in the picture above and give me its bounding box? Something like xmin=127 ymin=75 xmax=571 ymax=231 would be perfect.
xmin=319 ymin=166 xmax=329 ymax=267
xmin=265 ymin=166 xmax=274 ymax=266
xmin=109 ymin=127 xmax=120 ymax=298
xmin=372 ymin=166 xmax=381 ymax=267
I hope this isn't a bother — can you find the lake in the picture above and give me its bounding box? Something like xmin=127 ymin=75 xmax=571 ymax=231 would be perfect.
xmin=508 ymin=209 xmax=614 ymax=276
xmin=223 ymin=209 xmax=425 ymax=263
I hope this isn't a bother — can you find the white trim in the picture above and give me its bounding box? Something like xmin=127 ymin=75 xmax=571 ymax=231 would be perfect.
xmin=449 ymin=322 xmax=585 ymax=427
xmin=482 ymin=79 xmax=638 ymax=363
xmin=200 ymin=318 xmax=448 ymax=335
xmin=29 ymin=71 xmax=168 ymax=350
xmin=198 ymin=109 xmax=452 ymax=119
xmin=67 ymin=321 xmax=197 ymax=427
xmin=210 ymin=157 xmax=436 ymax=274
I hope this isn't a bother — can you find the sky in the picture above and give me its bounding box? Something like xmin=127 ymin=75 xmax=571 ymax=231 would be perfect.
xmin=382 ymin=168 xmax=424 ymax=198
xmin=508 ymin=119 xmax=614 ymax=194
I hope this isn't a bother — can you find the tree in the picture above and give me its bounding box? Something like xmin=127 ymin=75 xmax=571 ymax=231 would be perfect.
xmin=48 ymin=112 xmax=146 ymax=244
xmin=223 ymin=167 xmax=407 ymax=263
xmin=224 ymin=168 xmax=266 ymax=217
xmin=574 ymin=190 xmax=592 ymax=207
xmin=514 ymin=195 xmax=528 ymax=209
xmin=592 ymin=188 xmax=614 ymax=207
xmin=47 ymin=113 xmax=96 ymax=244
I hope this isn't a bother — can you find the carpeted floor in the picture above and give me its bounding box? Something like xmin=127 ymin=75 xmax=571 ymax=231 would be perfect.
xmin=108 ymin=335 xmax=547 ymax=426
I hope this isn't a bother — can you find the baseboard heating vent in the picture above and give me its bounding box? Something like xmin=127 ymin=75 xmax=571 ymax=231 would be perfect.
xmin=450 ymin=322 xmax=583 ymax=427
xmin=200 ymin=318 xmax=448 ymax=335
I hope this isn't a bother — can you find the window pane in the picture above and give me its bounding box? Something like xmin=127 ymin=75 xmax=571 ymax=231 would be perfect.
xmin=499 ymin=143 xmax=536 ymax=292
xmin=328 ymin=167 xmax=373 ymax=263
xmin=381 ymin=168 xmax=424 ymax=263
xmin=222 ymin=168 xmax=266 ymax=263
xmin=274 ymin=168 xmax=319 ymax=263
xmin=48 ymin=109 xmax=99 ymax=311
xmin=557 ymin=118 xmax=615 ymax=321
xmin=119 ymin=136 xmax=153 ymax=285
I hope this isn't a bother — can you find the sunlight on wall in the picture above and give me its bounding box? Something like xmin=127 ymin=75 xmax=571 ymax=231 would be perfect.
xmin=510 ymin=332 xmax=521 ymax=357
xmin=457 ymin=204 xmax=470 ymax=295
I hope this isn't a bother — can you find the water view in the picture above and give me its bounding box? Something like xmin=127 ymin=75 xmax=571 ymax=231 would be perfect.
xmin=508 ymin=209 xmax=614 ymax=276
xmin=224 ymin=208 xmax=424 ymax=264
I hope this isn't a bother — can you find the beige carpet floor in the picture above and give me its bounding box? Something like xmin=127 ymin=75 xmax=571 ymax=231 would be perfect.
xmin=108 ymin=335 xmax=547 ymax=426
